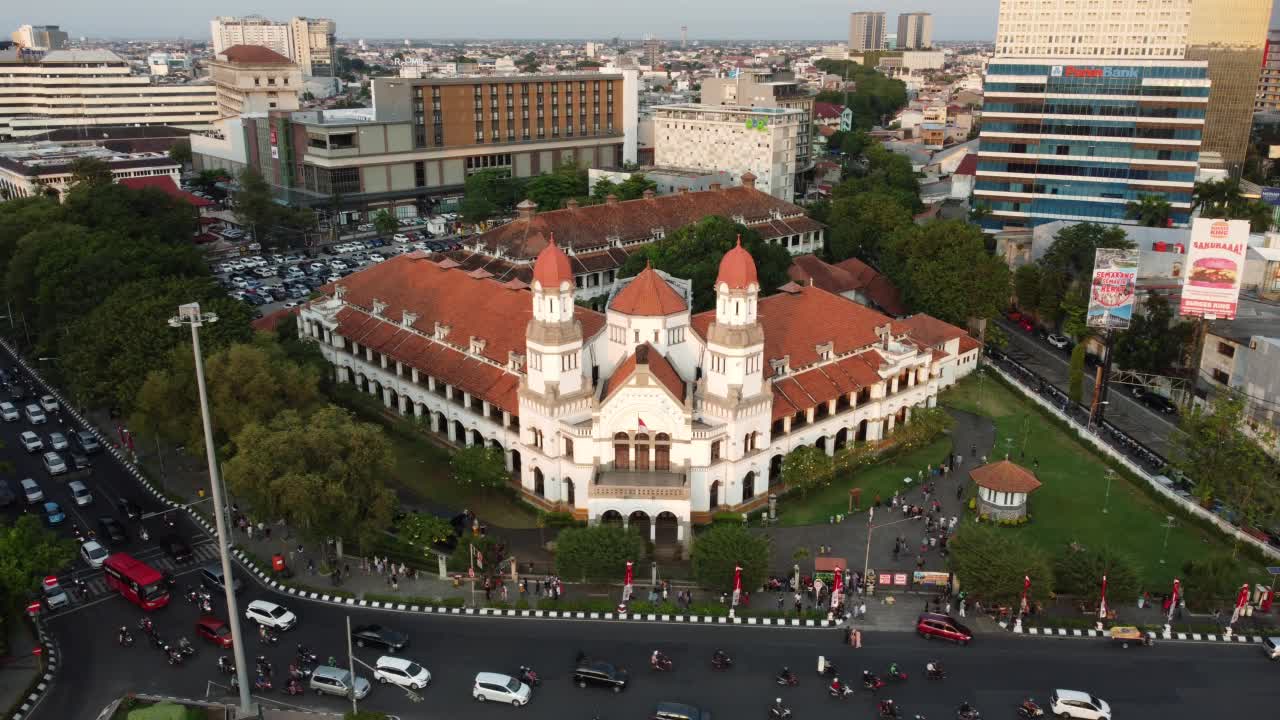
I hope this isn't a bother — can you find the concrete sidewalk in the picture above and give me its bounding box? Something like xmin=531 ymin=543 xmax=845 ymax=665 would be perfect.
xmin=1 ymin=617 xmax=43 ymax=719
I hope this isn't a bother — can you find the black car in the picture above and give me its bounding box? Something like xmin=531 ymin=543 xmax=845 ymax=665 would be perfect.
xmin=0 ymin=478 xmax=15 ymax=507
xmin=69 ymin=452 xmax=91 ymax=471
xmin=98 ymin=516 xmax=128 ymax=544
xmin=1132 ymin=387 xmax=1178 ymax=414
xmin=160 ymin=533 xmax=193 ymax=563
xmin=117 ymin=498 xmax=142 ymax=521
xmin=572 ymin=654 xmax=629 ymax=693
xmin=652 ymin=702 xmax=711 ymax=720
xmin=75 ymin=430 xmax=101 ymax=454
xmin=351 ymin=624 xmax=408 ymax=652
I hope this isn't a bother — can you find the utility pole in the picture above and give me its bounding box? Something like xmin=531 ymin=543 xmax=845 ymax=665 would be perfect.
xmin=346 ymin=615 xmax=358 ymax=715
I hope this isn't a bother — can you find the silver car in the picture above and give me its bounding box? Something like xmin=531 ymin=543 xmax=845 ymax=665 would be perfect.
xmin=24 ymin=404 xmax=46 ymax=424
xmin=20 ymin=431 xmax=43 ymax=452
xmin=48 ymin=432 xmax=68 ymax=451
xmin=42 ymin=451 xmax=67 ymax=476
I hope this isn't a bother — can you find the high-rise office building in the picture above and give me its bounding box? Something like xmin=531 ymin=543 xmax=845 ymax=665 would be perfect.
xmin=681 ymin=25 xmax=688 ymax=49
xmin=644 ymin=37 xmax=662 ymax=67
xmin=897 ymin=12 xmax=933 ymax=50
xmin=1185 ymin=0 xmax=1271 ymax=175
xmin=848 ymin=12 xmax=886 ymax=52
xmin=992 ymin=0 xmax=1267 ymax=176
xmin=10 ymin=24 xmax=68 ymax=51
xmin=210 ymin=15 xmax=337 ymax=76
xmin=1256 ymin=29 xmax=1280 ymax=112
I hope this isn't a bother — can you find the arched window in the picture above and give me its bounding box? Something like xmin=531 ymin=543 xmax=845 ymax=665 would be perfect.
xmin=613 ymin=432 xmax=630 ymax=469
xmin=710 ymin=440 xmax=721 ymax=462
xmin=742 ymin=471 xmax=756 ymax=500
xmin=533 ymin=467 xmax=545 ymax=497
xmin=634 ymin=433 xmax=650 ymax=471
xmin=655 ymin=433 xmax=670 ymax=471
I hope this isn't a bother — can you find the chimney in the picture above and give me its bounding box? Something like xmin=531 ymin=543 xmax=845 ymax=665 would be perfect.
xmin=709 ymin=182 xmax=722 ymax=191
xmin=566 ymin=197 xmax=579 ymax=210
xmin=516 ymin=198 xmax=537 ymax=219
xmin=741 ymin=171 xmax=757 ymax=189
xmin=606 ymin=193 xmax=619 ymax=205
xmin=642 ymin=189 xmax=656 ymax=200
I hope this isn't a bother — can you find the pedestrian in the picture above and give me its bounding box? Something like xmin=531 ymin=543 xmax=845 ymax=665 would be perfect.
xmin=853 ymin=628 xmax=862 ymax=648
xmin=500 ymin=583 xmax=508 ymax=602
xmin=263 ymin=523 xmax=271 ymax=540
xmin=662 ymin=585 xmax=669 ymax=602
xmin=958 ymin=599 xmax=967 ymax=618
xmin=795 ymin=594 xmax=803 ymax=614
xmin=246 ymin=523 xmax=254 ymax=540
xmin=970 ymin=444 xmax=976 ymax=457
xmin=956 ymin=485 xmax=964 ymax=501
xmin=916 ymin=555 xmax=925 ymax=571
xmin=945 ymin=600 xmax=951 ymax=614
xmin=777 ymin=593 xmax=784 ymax=611
xmin=307 ymin=558 xmax=316 ymax=575
xmin=344 ymin=563 xmax=351 ymax=580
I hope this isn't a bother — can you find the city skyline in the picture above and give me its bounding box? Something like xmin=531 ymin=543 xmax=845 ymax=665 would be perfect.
xmin=2 ymin=1 xmax=1017 ymax=42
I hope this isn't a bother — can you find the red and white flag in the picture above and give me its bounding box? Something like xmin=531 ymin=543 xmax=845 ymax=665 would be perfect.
xmin=1098 ymin=575 xmax=1108 ymax=621
xmin=1167 ymin=578 xmax=1180 ymax=623
xmin=731 ymin=564 xmax=743 ymax=607
xmin=637 ymin=416 xmax=648 ymax=432
xmin=623 ymin=560 xmax=634 ymax=602
xmin=1019 ymin=575 xmax=1031 ymax=616
xmin=1230 ymin=582 xmax=1250 ymax=625
xmin=473 ymin=544 xmax=484 ymax=570
xmin=831 ymin=569 xmax=844 ymax=611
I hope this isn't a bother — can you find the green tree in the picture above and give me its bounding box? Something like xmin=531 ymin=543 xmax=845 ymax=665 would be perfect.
xmin=451 ymin=445 xmax=510 ymax=492
xmin=882 ymin=220 xmax=1011 ymax=325
xmin=372 ymin=209 xmax=399 ymax=237
xmin=826 ymin=191 xmax=914 ymax=263
xmin=0 ymin=196 xmax=63 ymax=272
xmin=1042 ymin=223 xmax=1134 ymax=282
xmin=620 ymin=216 xmax=792 ymax=311
xmin=1174 ymin=391 xmax=1278 ymax=514
xmin=591 ymin=173 xmax=658 ymax=202
xmin=1192 ymin=179 xmax=1274 ymax=232
xmin=1068 ymin=344 xmax=1086 ymax=405
xmin=892 ymin=406 xmax=954 ymax=450
xmin=523 ymin=163 xmax=588 ymax=211
xmin=224 ymin=406 xmax=397 ymax=551
xmin=68 ymin=157 xmax=114 ymax=191
xmin=167 ymin=140 xmax=193 ymax=167
xmin=1059 ymin=293 xmax=1089 ymax=340
xmin=190 ymin=168 xmax=230 ymax=195
xmin=554 ymin=525 xmax=646 ymax=582
xmin=1052 ymin=545 xmax=1143 ymax=605
xmin=1036 ymin=269 xmax=1068 ymax=326
xmin=462 ymin=168 xmax=523 ymax=223
xmin=0 ymin=515 xmax=76 ymax=612
xmin=947 ymin=523 xmax=1054 ymax=608
xmin=64 ymin=182 xmax=199 ymax=244
xmin=398 ymin=512 xmax=457 ymax=551
xmin=131 ymin=336 xmax=322 ymax=456
xmin=780 ymin=445 xmax=833 ymax=497
xmin=1124 ymin=194 xmax=1172 ymax=227
xmin=1179 ymin=555 xmax=1242 ymax=612
xmin=1012 ymin=264 xmax=1042 ymax=312
xmin=690 ymin=524 xmax=771 ymax=593
xmin=57 ymin=276 xmax=253 ymax=410
xmin=1112 ymin=295 xmax=1194 ymax=373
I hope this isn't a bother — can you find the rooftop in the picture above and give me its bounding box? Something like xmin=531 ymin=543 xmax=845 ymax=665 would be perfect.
xmin=0 ymin=144 xmax=177 ymax=176
xmin=969 ymin=460 xmax=1042 ymax=494
xmin=216 ymin=45 xmax=294 ymax=65
xmin=30 ymin=49 xmax=125 ymax=64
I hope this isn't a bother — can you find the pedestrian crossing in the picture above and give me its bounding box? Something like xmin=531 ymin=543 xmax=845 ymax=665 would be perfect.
xmin=61 ymin=542 xmax=220 ymax=602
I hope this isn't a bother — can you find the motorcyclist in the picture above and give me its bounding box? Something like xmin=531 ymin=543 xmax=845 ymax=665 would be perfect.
xmin=769 ymin=698 xmax=790 ymax=719
xmin=777 ymin=666 xmax=796 ymax=684
xmin=889 ymin=661 xmax=901 ymax=677
xmin=138 ymin=617 xmax=153 ymax=634
xmin=218 ymin=656 xmax=234 ymax=673
xmin=926 ymin=660 xmax=942 ymax=678
xmin=863 ymin=669 xmax=876 ymax=686
xmin=712 ymin=648 xmax=730 ymax=665
xmin=1020 ymin=698 xmax=1041 ymax=715
xmin=880 ymin=699 xmax=900 ymax=717
xmin=651 ymin=650 xmax=671 ymax=669
xmin=957 ymin=700 xmax=977 ymax=718
xmin=117 ymin=626 xmax=131 ymax=644
xmin=829 ymin=676 xmax=845 ymax=695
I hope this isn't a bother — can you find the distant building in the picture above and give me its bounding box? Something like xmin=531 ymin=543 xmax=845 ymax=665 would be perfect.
xmin=10 ymin=24 xmax=67 ymax=51
xmin=1257 ymin=29 xmax=1280 ymax=112
xmin=652 ymin=104 xmax=803 ymax=202
xmin=0 ymin=48 xmax=217 ymax=141
xmin=0 ymin=144 xmax=179 ymax=202
xmin=289 ymin=17 xmax=337 ymax=77
xmin=699 ymin=69 xmax=816 ymax=184
xmin=896 ymin=12 xmax=933 ymax=50
xmin=208 ymin=45 xmax=303 ymax=118
xmin=588 ymin=166 xmax=734 ymax=195
xmin=210 ymin=15 xmax=336 ymax=76
xmin=644 ymin=37 xmax=662 ymax=68
xmin=848 ymin=11 xmax=886 ymax=52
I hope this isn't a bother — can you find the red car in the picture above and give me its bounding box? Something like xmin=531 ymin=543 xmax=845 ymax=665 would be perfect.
xmin=1019 ymin=318 xmax=1034 ymax=333
xmin=916 ymin=612 xmax=972 ymax=645
xmin=1006 ymin=310 xmax=1023 ymax=323
xmin=196 ymin=616 xmax=234 ymax=648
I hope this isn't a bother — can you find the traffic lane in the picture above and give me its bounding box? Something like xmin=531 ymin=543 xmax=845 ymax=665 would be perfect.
xmin=41 ymin=584 xmax=1279 ymax=720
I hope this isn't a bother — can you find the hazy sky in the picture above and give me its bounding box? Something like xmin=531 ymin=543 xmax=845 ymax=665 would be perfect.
xmin=5 ymin=1 xmax=1278 ymax=43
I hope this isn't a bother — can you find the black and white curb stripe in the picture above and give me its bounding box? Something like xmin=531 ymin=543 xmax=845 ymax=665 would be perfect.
xmin=999 ymin=620 xmax=1266 ymax=644
xmin=8 ymin=623 xmax=57 ymax=720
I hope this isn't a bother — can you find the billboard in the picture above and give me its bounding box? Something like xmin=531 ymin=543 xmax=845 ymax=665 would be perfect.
xmin=1086 ymin=248 xmax=1140 ymax=330
xmin=1180 ymin=218 xmax=1248 ymax=320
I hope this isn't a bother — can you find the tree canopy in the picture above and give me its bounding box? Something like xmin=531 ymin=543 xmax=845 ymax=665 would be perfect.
xmin=781 ymin=445 xmax=833 ymax=497
xmin=619 ymin=216 xmax=792 ymax=312
xmin=522 ymin=163 xmax=588 ymax=212
xmin=690 ymin=524 xmax=771 ymax=593
xmin=1194 ymin=179 xmax=1275 ymax=232
xmin=554 ymin=525 xmax=646 ymax=583
xmin=234 ymin=168 xmax=316 ymax=248
xmin=590 ymin=173 xmax=658 ymax=202
xmin=0 ymin=515 xmax=76 ymax=612
xmin=451 ymin=445 xmax=510 ymax=492
xmin=948 ymin=523 xmax=1054 ymax=608
xmin=813 ymin=59 xmax=908 ymax=130
xmin=1174 ymin=390 xmax=1278 ymax=520
xmin=1052 ymin=545 xmax=1142 ymax=604
xmin=1111 ymin=295 xmax=1194 ymax=374
xmin=881 ymin=220 xmax=1011 ymax=326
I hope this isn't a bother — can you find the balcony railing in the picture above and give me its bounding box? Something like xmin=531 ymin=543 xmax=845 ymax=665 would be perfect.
xmin=589 ymin=484 xmax=690 ymax=500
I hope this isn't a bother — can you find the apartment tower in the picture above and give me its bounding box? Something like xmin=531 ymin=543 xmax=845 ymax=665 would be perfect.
xmin=897 ymin=13 xmax=933 ymax=50
xmin=1256 ymin=29 xmax=1280 ymax=112
xmin=210 ymin=15 xmax=338 ymax=76
xmin=848 ymin=12 xmax=887 ymax=52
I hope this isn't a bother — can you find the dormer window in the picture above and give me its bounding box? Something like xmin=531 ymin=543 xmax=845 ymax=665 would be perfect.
xmin=815 ymin=341 xmax=833 ymax=362
xmin=434 ymin=322 xmax=451 ymax=340
xmin=401 ymin=310 xmax=418 ymax=328
xmin=470 ymin=336 xmax=487 ymax=355
xmin=770 ymin=356 xmax=790 ymax=377
xmin=370 ymin=299 xmax=387 ymax=317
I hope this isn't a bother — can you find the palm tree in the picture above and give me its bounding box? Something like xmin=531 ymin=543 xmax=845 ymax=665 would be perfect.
xmin=1193 ymin=178 xmax=1275 ymax=232
xmin=1192 ymin=179 xmax=1240 ymax=214
xmin=1124 ymin=194 xmax=1172 ymax=227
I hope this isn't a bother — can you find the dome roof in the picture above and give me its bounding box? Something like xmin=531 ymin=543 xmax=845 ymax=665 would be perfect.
xmin=532 ymin=235 xmax=573 ymax=289
xmin=716 ymin=237 xmax=758 ymax=290
xmin=611 ymin=263 xmax=687 ymax=316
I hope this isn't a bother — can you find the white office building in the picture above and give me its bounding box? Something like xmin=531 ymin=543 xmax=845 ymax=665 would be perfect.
xmin=897 ymin=12 xmax=934 ymax=50
xmin=210 ymin=16 xmax=337 ymax=76
xmin=849 ymin=11 xmax=887 ymax=52
xmin=652 ymin=104 xmax=803 ymax=203
xmin=995 ymin=0 xmax=1191 ymax=58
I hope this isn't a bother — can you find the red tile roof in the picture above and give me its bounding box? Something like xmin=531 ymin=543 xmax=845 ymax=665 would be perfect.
xmin=611 ymin=264 xmax=687 ymax=316
xmin=786 ymin=255 xmax=909 ymax=317
xmin=602 ymin=343 xmax=686 ymax=402
xmin=118 ymin=175 xmax=213 ymax=207
xmin=252 ymin=306 xmax=299 ymax=332
xmin=955 ymin=154 xmax=979 ymax=177
xmin=957 ymin=335 xmax=982 ymax=354
xmin=814 ymin=101 xmax=845 ymax=119
xmin=892 ymin=313 xmax=967 ymax=349
xmin=218 ymin=44 xmax=294 ymax=64
xmin=716 ymin=239 xmax=759 ymax=290
xmin=472 ymin=186 xmax=815 ymax=261
xmin=970 ymin=460 xmax=1042 ymax=494
xmin=532 ymin=236 xmax=573 ymax=288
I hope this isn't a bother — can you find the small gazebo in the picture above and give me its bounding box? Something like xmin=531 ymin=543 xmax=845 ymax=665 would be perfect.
xmin=969 ymin=459 xmax=1042 ymax=521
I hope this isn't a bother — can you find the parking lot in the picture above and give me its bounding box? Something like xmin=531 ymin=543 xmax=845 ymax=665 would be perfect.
xmin=210 ymin=217 xmax=462 ymax=319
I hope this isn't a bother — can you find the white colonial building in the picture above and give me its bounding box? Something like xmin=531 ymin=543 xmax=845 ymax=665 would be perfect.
xmin=298 ymin=239 xmax=979 ymax=548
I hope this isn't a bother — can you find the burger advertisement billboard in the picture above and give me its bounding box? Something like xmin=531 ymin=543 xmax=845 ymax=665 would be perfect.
xmin=1180 ymin=218 xmax=1248 ymax=320
xmin=1086 ymin=248 xmax=1139 ymax=330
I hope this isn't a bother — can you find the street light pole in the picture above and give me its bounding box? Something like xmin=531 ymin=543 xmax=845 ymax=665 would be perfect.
xmin=1160 ymin=515 xmax=1175 ymax=565
xmin=169 ymin=302 xmax=252 ymax=716
xmin=1102 ymin=469 xmax=1115 ymax=515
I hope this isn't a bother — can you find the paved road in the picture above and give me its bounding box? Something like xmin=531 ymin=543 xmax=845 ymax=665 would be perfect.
xmin=995 ymin=318 xmax=1180 ymax=458
xmin=37 ymin=578 xmax=1279 ymax=719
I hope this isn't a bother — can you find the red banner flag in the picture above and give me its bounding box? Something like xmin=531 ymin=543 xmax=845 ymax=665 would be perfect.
xmin=731 ymin=564 xmax=743 ymax=607
xmin=622 ymin=560 xmax=634 ymax=603
xmin=1019 ymin=575 xmax=1031 ymax=615
xmin=831 ymin=569 xmax=844 ymax=610
xmin=1098 ymin=575 xmax=1108 ymax=621
xmin=1167 ymin=578 xmax=1180 ymax=623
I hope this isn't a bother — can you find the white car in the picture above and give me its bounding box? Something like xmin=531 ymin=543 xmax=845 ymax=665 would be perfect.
xmin=472 ymin=672 xmax=529 ymax=706
xmin=39 ymin=395 xmax=59 ymax=413
xmin=357 ymin=223 xmax=374 ymax=232
xmin=393 ymin=233 xmax=410 ymax=243
xmin=81 ymin=539 xmax=109 ymax=568
xmin=245 ymin=599 xmax=298 ymax=630
xmin=20 ymin=431 xmax=44 ymax=452
xmin=368 ymin=254 xmax=385 ymax=263
xmin=375 ymin=655 xmax=431 ymax=690
xmin=1050 ymin=690 xmax=1111 ymax=720
xmin=1046 ymin=334 xmax=1072 ymax=349
xmin=68 ymin=479 xmax=91 ymax=505
xmin=48 ymin=432 xmax=68 ymax=451
xmin=25 ymin=404 xmax=47 ymax=424
xmin=43 ymin=451 xmax=67 ymax=476
xmin=0 ymin=402 xmax=18 ymax=421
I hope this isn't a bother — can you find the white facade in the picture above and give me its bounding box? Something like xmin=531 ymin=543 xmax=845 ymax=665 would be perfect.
xmin=210 ymin=16 xmax=293 ymax=58
xmin=652 ymin=104 xmax=802 ymax=203
xmin=0 ymin=145 xmax=180 ymax=201
xmin=995 ymin=0 xmax=1192 ymax=58
xmin=0 ymin=50 xmax=217 ymax=141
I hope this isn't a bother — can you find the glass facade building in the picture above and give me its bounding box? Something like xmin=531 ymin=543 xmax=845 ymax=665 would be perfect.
xmin=976 ymin=59 xmax=1208 ymax=230
xmin=1186 ymin=0 xmax=1271 ymax=175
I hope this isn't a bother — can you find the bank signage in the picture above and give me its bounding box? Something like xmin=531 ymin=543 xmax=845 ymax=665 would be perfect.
xmin=1050 ymin=65 xmax=1140 ymax=79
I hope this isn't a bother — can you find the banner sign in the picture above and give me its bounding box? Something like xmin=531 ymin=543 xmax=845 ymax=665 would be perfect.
xmin=912 ymin=571 xmax=950 ymax=588
xmin=1262 ymin=187 xmax=1280 ymax=206
xmin=1181 ymin=218 xmax=1248 ymax=320
xmin=1086 ymin=248 xmax=1140 ymax=330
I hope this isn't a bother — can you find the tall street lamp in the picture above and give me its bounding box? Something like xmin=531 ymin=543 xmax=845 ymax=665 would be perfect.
xmin=1159 ymin=515 xmax=1176 ymax=565
xmin=169 ymin=302 xmax=252 ymax=714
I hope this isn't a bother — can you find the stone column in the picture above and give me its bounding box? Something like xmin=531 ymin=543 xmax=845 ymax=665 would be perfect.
xmin=927 ymin=394 xmax=937 ymax=408
xmin=398 ymin=394 xmax=409 ymax=415
xmin=411 ymin=368 xmax=420 ymax=384
xmin=824 ymin=437 xmax=835 ymax=457
xmin=447 ymin=418 xmax=457 ymax=443
xmin=428 ymin=376 xmax=437 ymax=392
xmin=649 ymin=522 xmax=656 ymax=541
xmin=502 ymin=411 xmax=511 ymax=428
xmin=337 ymin=366 xmax=350 ymax=383
xmin=382 ymin=387 xmax=393 ymax=408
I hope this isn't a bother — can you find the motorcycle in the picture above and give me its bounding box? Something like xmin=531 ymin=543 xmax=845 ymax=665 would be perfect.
xmin=650 ymin=654 xmax=673 ymax=672
xmin=199 ymin=597 xmax=213 ymax=614
xmin=284 ymin=678 xmax=305 ymax=696
xmin=887 ymin=667 xmax=908 ymax=682
xmin=118 ymin=630 xmax=134 ymax=647
xmin=217 ymin=657 xmax=235 ymax=675
xmin=185 ymin=588 xmax=201 ymax=604
xmin=775 ymin=671 xmax=798 ymax=687
xmin=138 ymin=618 xmax=154 ymax=636
xmin=295 ymin=644 xmax=319 ymax=665
xmin=956 ymin=706 xmax=981 ymax=720
xmin=1016 ymin=700 xmax=1044 ymax=718
xmin=863 ymin=675 xmax=886 ymax=692
xmin=177 ymin=637 xmax=196 ymax=657
xmin=711 ymin=654 xmax=733 ymax=671
xmin=517 ymin=666 xmax=541 ymax=687
xmin=828 ymin=683 xmax=855 ymax=700
xmin=258 ymin=628 xmax=280 ymax=646
xmin=253 ymin=675 xmax=273 ymax=692
xmin=149 ymin=633 xmax=166 ymax=650
xmin=879 ymin=700 xmax=902 ymax=718
xmin=926 ymin=666 xmax=946 ymax=681
xmin=768 ymin=704 xmax=793 ymax=719
xmin=165 ymin=645 xmax=184 ymax=666
xmin=819 ymin=660 xmax=839 ymax=677
xmin=255 ymin=657 xmax=274 ymax=677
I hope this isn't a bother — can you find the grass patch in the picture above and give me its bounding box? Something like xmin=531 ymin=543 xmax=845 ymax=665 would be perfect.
xmin=941 ymin=370 xmax=1264 ymax=589
xmin=776 ymin=437 xmax=953 ymax=526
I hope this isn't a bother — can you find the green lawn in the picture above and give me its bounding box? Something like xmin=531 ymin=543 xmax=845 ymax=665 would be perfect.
xmin=776 ymin=438 xmax=953 ymax=526
xmin=941 ymin=371 xmax=1263 ymax=588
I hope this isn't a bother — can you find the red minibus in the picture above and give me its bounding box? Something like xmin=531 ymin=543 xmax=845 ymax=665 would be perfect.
xmin=102 ymin=552 xmax=170 ymax=610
